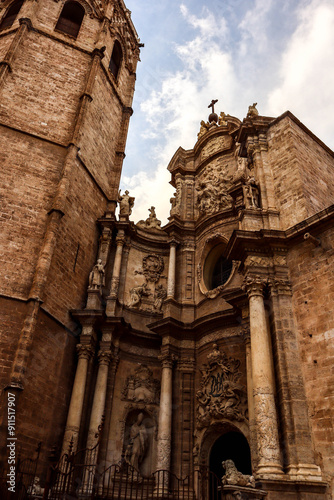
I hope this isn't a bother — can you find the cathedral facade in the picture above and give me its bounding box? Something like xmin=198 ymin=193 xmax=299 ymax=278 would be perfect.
xmin=0 ymin=1 xmax=334 ymax=499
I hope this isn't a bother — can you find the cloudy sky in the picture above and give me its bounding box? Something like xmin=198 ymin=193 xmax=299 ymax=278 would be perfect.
xmin=120 ymin=0 xmax=334 ymax=225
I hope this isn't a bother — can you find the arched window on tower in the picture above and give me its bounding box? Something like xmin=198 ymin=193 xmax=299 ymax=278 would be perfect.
xmin=0 ymin=0 xmax=24 ymax=31
xmin=55 ymin=1 xmax=85 ymax=39
xmin=109 ymin=40 xmax=123 ymax=79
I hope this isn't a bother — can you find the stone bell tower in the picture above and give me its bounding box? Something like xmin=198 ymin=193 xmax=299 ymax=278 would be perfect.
xmin=0 ymin=0 xmax=141 ymax=470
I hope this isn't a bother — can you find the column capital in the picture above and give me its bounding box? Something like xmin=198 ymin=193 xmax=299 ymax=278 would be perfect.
xmin=76 ymin=343 xmax=94 ymax=360
xmin=169 ymin=238 xmax=179 ymax=248
xmin=242 ymin=275 xmax=267 ymax=297
xmin=177 ymin=357 xmax=196 ymax=371
xmin=116 ymin=235 xmax=126 ymax=245
xmin=159 ymin=351 xmax=177 ymax=369
xmin=268 ymin=278 xmax=292 ymax=296
xmin=97 ymin=349 xmax=112 ymax=366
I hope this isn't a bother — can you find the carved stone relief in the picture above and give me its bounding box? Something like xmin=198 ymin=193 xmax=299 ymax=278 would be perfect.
xmin=196 ymin=344 xmax=247 ymax=429
xmin=128 ymin=254 xmax=167 ymax=312
xmin=196 ymin=161 xmax=233 ymax=216
xmin=128 ymin=282 xmax=151 ymax=307
xmin=122 ymin=365 xmax=160 ymax=404
xmin=200 ymin=136 xmax=233 ymax=161
xmin=138 ymin=254 xmax=165 ymax=283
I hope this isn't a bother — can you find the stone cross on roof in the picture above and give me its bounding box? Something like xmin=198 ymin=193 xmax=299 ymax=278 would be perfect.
xmin=208 ymin=99 xmax=218 ymax=113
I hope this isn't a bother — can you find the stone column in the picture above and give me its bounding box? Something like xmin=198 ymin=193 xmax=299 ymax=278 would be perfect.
xmin=243 ymin=327 xmax=258 ymax=470
xmin=86 ymin=349 xmax=112 ymax=451
xmin=106 ymin=231 xmax=125 ymax=315
xmin=156 ymin=351 xmax=176 ymax=493
xmin=167 ymin=241 xmax=177 ymax=298
xmin=61 ymin=343 xmax=94 ymax=455
xmin=244 ymin=276 xmax=283 ymax=478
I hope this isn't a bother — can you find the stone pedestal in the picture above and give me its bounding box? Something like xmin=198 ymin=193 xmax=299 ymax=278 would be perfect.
xmin=86 ymin=289 xmax=102 ymax=309
xmin=221 ymin=484 xmax=267 ymax=499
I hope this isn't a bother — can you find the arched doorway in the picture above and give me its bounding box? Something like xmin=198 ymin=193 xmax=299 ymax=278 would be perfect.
xmin=209 ymin=431 xmax=252 ymax=480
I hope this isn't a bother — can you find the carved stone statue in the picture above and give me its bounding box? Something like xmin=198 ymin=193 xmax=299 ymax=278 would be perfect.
xmin=233 ymin=157 xmax=248 ymax=184
xmin=118 ymin=189 xmax=135 ymax=217
xmin=137 ymin=206 xmax=162 ymax=230
xmin=88 ymin=258 xmax=105 ymax=289
xmin=197 ymin=120 xmax=209 ymax=139
xmin=27 ymin=476 xmax=43 ymax=496
xmin=243 ymin=176 xmax=260 ymax=209
xmin=246 ymin=103 xmax=258 ymax=118
xmin=125 ymin=413 xmax=148 ymax=472
xmin=218 ymin=111 xmax=227 ymax=126
xmin=170 ymin=179 xmax=182 ymax=217
xmin=129 ymin=283 xmax=151 ymax=308
xmin=153 ymin=284 xmax=167 ymax=311
xmin=222 ymin=459 xmax=255 ymax=488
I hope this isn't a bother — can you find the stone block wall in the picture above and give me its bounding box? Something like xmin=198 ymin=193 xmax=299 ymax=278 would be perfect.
xmin=267 ymin=115 xmax=334 ymax=229
xmin=288 ymin=225 xmax=334 ymax=495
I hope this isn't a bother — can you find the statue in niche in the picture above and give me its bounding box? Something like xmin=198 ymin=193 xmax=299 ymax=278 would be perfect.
xmin=128 ymin=282 xmax=151 ymax=308
xmin=153 ymin=284 xmax=167 ymax=311
xmin=137 ymin=206 xmax=162 ymax=230
xmin=197 ymin=120 xmax=209 ymax=139
xmin=118 ymin=189 xmax=135 ymax=217
xmin=125 ymin=413 xmax=148 ymax=471
xmin=222 ymin=459 xmax=255 ymax=488
xmin=243 ymin=176 xmax=260 ymax=209
xmin=246 ymin=102 xmax=259 ymax=118
xmin=88 ymin=258 xmax=105 ymax=289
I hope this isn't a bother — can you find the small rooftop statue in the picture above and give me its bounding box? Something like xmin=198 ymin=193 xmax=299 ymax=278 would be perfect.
xmin=118 ymin=189 xmax=135 ymax=218
xmin=137 ymin=206 xmax=162 ymax=231
xmin=246 ymin=102 xmax=259 ymax=118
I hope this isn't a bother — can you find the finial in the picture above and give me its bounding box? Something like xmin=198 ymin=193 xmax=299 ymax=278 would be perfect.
xmin=208 ymin=99 xmax=219 ymax=124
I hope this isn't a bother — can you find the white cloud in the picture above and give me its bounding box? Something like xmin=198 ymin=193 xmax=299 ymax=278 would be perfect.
xmin=267 ymin=0 xmax=334 ymax=143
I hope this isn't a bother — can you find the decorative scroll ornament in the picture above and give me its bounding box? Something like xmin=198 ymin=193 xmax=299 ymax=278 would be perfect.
xmin=122 ymin=365 xmax=160 ymax=404
xmin=142 ymin=254 xmax=164 ymax=283
xmin=196 ymin=345 xmax=247 ymax=429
